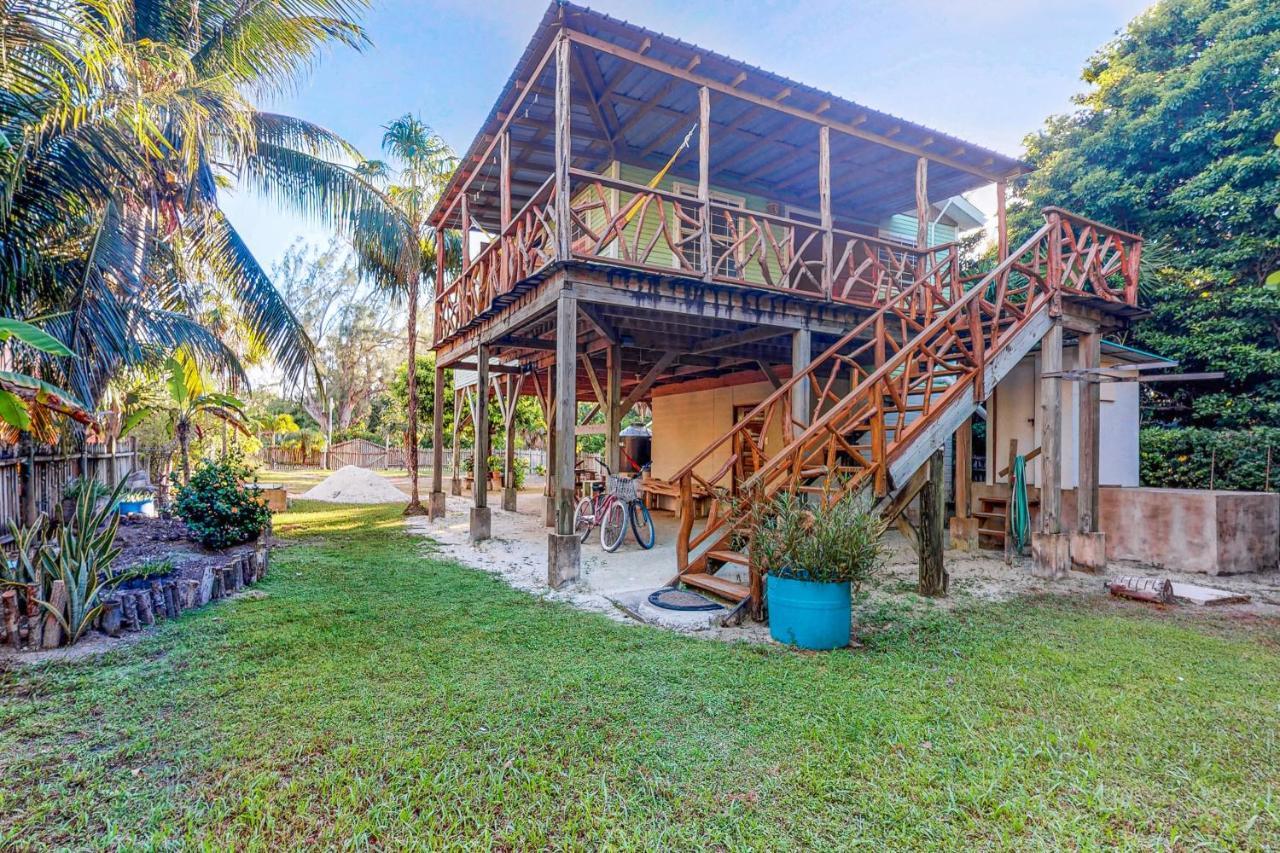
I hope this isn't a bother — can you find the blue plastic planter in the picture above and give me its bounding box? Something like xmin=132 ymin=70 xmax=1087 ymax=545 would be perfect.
xmin=117 ymin=499 xmax=155 ymax=517
xmin=767 ymin=573 xmax=851 ymax=650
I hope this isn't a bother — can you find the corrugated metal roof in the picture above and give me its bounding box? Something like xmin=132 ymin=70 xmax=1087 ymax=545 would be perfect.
xmin=430 ymin=1 xmax=1029 ymax=229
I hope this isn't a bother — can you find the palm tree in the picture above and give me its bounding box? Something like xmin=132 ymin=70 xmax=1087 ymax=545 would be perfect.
xmin=1 ymin=0 xmax=402 ymax=409
xmin=351 ymin=115 xmax=459 ymax=515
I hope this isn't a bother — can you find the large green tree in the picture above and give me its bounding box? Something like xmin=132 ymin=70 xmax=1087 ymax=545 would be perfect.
xmin=1018 ymin=0 xmax=1280 ymax=427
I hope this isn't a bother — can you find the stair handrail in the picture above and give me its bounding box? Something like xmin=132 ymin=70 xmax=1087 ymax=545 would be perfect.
xmin=666 ymin=249 xmax=956 ymax=488
xmin=737 ymin=220 xmax=1060 ymax=496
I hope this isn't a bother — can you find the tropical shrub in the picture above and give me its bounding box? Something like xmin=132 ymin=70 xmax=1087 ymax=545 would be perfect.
xmin=750 ymin=491 xmax=885 ymax=586
xmin=173 ymin=455 xmax=271 ymax=549
xmin=1140 ymin=427 xmax=1280 ymax=492
xmin=487 ymin=455 xmax=528 ymax=488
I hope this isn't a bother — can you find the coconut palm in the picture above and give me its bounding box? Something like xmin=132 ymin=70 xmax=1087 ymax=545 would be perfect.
xmin=350 ymin=115 xmax=459 ymax=515
xmin=0 ymin=0 xmax=402 ymax=410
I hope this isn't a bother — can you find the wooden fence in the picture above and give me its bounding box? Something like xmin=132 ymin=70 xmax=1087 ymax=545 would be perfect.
xmin=0 ymin=444 xmax=141 ymax=540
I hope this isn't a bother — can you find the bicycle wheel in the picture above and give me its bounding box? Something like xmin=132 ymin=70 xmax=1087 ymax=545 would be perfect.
xmin=573 ymin=497 xmax=594 ymax=543
xmin=629 ymin=500 xmax=656 ymax=549
xmin=600 ymin=499 xmax=628 ymax=552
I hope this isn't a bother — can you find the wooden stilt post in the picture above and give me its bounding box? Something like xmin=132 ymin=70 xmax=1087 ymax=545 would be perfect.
xmin=1032 ymin=322 xmax=1068 ymax=578
xmin=548 ymin=288 xmax=580 ymax=587
xmin=554 ymin=35 xmax=572 ymax=260
xmin=949 ymin=417 xmax=978 ymax=550
xmin=918 ymin=449 xmax=947 ymax=595
xmin=790 ymin=329 xmax=811 ymax=437
xmin=470 ymin=343 xmax=491 ymax=542
xmin=819 ymin=125 xmax=833 ymax=299
xmin=1071 ymin=326 xmax=1106 ymax=572
xmin=450 ymin=388 xmax=463 ymax=496
xmin=501 ymin=374 xmax=523 ymax=513
xmin=915 ymin=157 xmax=929 ymax=248
xmin=605 ymin=343 xmax=622 ymax=474
xmin=429 ymin=359 xmax=446 ymax=518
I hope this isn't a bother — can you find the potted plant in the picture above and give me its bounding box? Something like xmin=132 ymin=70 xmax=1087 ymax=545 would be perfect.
xmin=750 ymin=490 xmax=885 ymax=651
xmin=116 ymin=489 xmax=156 ymax=517
xmin=461 ymin=456 xmax=475 ymax=492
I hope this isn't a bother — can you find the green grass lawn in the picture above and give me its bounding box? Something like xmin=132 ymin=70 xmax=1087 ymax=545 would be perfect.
xmin=3 ymin=501 xmax=1278 ymax=848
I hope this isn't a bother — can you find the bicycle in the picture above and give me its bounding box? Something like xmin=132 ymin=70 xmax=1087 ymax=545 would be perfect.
xmin=572 ymin=465 xmax=656 ymax=552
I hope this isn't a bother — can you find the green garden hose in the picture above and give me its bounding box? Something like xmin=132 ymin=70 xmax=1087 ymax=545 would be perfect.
xmin=1009 ymin=454 xmax=1031 ymax=553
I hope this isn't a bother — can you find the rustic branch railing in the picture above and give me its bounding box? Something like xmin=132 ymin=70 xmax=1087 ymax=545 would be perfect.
xmin=670 ymin=208 xmax=1142 ymax=577
xmin=433 ymin=177 xmax=557 ymax=345
xmin=432 ymin=169 xmax=961 ymax=345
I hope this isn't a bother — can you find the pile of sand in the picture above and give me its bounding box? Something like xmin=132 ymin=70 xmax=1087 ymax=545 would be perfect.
xmin=301 ymin=465 xmax=406 ymax=504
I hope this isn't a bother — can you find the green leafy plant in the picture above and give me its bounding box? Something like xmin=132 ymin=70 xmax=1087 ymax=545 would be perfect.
xmin=2 ymin=513 xmax=46 ymax=589
xmin=172 ymin=454 xmax=270 ymax=549
xmin=485 ymin=455 xmax=527 ymax=488
xmin=1140 ymin=427 xmax=1280 ymax=492
xmin=38 ymin=478 xmax=129 ymax=644
xmin=750 ymin=490 xmax=886 ymax=587
xmin=62 ymin=476 xmax=109 ymax=505
xmin=119 ymin=489 xmax=155 ymax=503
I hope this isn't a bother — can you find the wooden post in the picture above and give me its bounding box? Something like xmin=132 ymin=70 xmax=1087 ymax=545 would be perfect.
xmin=605 ymin=343 xmax=622 ymax=474
xmin=1039 ymin=323 xmax=1063 ymax=534
xmin=430 ymin=359 xmax=446 ymax=519
xmin=470 ymin=342 xmax=491 ymax=542
xmin=548 ymin=288 xmax=581 ymax=587
xmin=819 ymin=125 xmax=833 ymax=298
xmin=955 ymin=417 xmax=972 ymax=518
xmin=18 ymin=431 xmax=35 ymax=527
xmin=918 ymin=449 xmax=947 ymax=596
xmin=450 ymin=387 xmax=462 ymax=496
xmin=1077 ymin=330 xmax=1101 ymax=533
xmin=460 ymin=194 xmax=471 ymax=271
xmin=554 ymin=35 xmax=572 ymax=261
xmin=499 ymin=130 xmax=512 ymax=231
xmin=1070 ymin=326 xmax=1107 ymax=573
xmin=1032 ymin=322 xmax=1069 ymax=579
xmin=698 ymin=85 xmax=712 ymax=281
xmin=41 ymin=579 xmax=67 ymax=648
xmin=996 ymin=179 xmax=1009 ymax=262
xmin=791 ymin=329 xmax=811 ymax=432
xmin=915 ymin=157 xmax=929 ymax=249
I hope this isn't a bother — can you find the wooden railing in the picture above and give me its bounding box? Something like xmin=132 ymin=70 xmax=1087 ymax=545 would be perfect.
xmin=669 ymin=208 xmax=1142 ymax=580
xmin=432 ymin=169 xmax=960 ymax=344
xmin=433 ymin=177 xmax=557 ymax=345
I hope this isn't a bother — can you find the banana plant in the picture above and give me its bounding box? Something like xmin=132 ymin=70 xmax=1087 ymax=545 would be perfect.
xmin=121 ymin=356 xmax=252 ymax=484
xmin=0 ymin=318 xmax=97 ymax=440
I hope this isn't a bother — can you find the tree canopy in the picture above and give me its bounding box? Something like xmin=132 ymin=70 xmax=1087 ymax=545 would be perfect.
xmin=1018 ymin=0 xmax=1280 ymax=427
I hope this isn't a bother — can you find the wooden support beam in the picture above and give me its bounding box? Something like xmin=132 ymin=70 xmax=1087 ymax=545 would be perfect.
xmin=791 ymin=330 xmax=811 ymax=430
xmin=605 ymin=343 xmax=622 ymax=473
xmin=954 ymin=416 xmax=972 ymax=519
xmin=554 ymin=35 xmax=572 ymax=260
xmin=430 ymin=359 xmax=445 ymax=511
xmin=819 ymin=125 xmax=833 ymax=298
xmin=620 ymin=351 xmax=678 ymax=411
xmin=996 ymin=179 xmax=1008 ymax=262
xmin=690 ymin=325 xmax=785 ymax=355
xmin=756 ymin=360 xmax=783 ymax=390
xmin=554 ymin=292 xmax=578 ymax=536
xmin=698 ymin=85 xmax=712 ymax=282
xmin=915 ymin=157 xmax=929 ymax=249
xmin=1077 ymin=329 xmax=1101 ymax=533
xmin=499 ymin=130 xmax=512 ymax=230
xmin=497 ymin=335 xmax=556 ymax=351
xmin=580 ymin=352 xmax=606 ymax=407
xmin=474 ymin=343 xmax=490 ymax=510
xmin=1039 ymin=322 xmax=1063 ymax=534
xmin=579 ymin=303 xmax=620 ymax=345
xmin=918 ymin=448 xmax=947 ymax=596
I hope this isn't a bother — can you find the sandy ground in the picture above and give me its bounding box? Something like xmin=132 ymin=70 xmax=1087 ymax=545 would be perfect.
xmin=408 ymin=488 xmax=1280 ymax=643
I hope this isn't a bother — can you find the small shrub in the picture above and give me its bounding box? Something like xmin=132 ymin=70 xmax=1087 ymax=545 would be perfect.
xmin=172 ymin=454 xmax=270 ymax=549
xmin=487 ymin=455 xmax=528 ymax=488
xmin=750 ymin=490 xmax=885 ymax=587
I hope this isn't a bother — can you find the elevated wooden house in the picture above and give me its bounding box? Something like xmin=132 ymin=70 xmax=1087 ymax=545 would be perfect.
xmin=427 ymin=2 xmax=1145 ymax=609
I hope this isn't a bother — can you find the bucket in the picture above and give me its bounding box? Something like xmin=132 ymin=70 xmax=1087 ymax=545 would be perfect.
xmin=117 ymin=499 xmax=155 ymax=517
xmin=767 ymin=573 xmax=851 ymax=650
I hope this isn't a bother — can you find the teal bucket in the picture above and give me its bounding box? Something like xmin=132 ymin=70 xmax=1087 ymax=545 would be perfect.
xmin=117 ymin=499 xmax=154 ymax=516
xmin=767 ymin=574 xmax=851 ymax=650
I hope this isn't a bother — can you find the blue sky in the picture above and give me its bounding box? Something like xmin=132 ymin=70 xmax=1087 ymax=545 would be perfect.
xmin=222 ymin=0 xmax=1153 ymax=269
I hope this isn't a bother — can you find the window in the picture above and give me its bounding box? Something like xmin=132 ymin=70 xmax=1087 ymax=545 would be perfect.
xmin=673 ymin=184 xmax=744 ymax=277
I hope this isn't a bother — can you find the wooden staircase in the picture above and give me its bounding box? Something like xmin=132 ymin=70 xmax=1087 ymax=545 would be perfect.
xmin=667 ymin=209 xmax=1143 ymax=615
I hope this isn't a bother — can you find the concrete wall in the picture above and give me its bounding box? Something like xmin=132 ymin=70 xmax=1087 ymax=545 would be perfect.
xmin=985 ymin=344 xmax=1140 ymax=488
xmin=650 ymin=380 xmax=782 ymax=482
xmin=1101 ymin=487 xmax=1280 ymax=575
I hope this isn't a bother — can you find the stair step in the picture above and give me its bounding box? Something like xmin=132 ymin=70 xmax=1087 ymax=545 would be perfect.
xmin=972 ymin=511 xmax=1006 ymax=520
xmin=681 ymin=572 xmax=751 ymax=602
xmin=707 ymin=549 xmax=749 ymax=566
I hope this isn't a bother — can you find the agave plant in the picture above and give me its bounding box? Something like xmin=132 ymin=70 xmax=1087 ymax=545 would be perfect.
xmin=36 ymin=477 xmax=128 ymax=645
